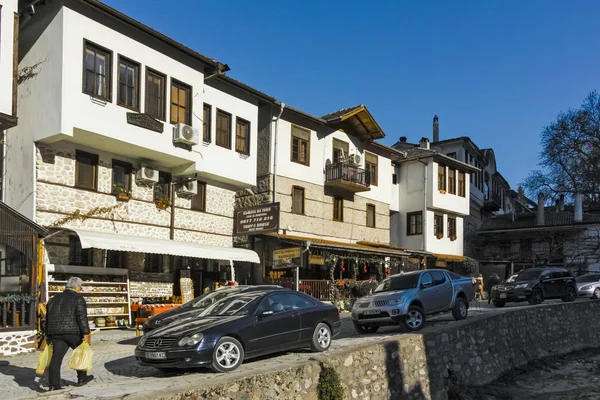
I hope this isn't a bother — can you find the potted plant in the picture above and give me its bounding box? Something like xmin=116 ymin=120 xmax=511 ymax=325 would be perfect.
xmin=450 ymin=235 xmax=457 ymax=241
xmin=436 ymin=233 xmax=444 ymax=239
xmin=112 ymin=183 xmax=132 ymax=201
xmin=153 ymin=185 xmax=171 ymax=210
xmin=439 ymin=189 xmax=446 ymax=194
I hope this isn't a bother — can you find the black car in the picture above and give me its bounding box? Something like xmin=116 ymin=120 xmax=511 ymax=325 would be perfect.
xmin=490 ymin=267 xmax=577 ymax=307
xmin=135 ymin=288 xmax=342 ymax=372
xmin=142 ymin=285 xmax=282 ymax=333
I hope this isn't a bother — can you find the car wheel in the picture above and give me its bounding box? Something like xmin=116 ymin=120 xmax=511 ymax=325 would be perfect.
xmin=529 ymin=289 xmax=544 ymax=305
xmin=594 ymin=288 xmax=600 ymax=299
xmin=452 ymin=297 xmax=468 ymax=321
xmin=210 ymin=336 xmax=244 ymax=373
xmin=562 ymin=286 xmax=576 ymax=302
xmin=311 ymin=323 xmax=332 ymax=352
xmin=492 ymin=299 xmax=506 ymax=308
xmin=402 ymin=305 xmax=426 ymax=332
xmin=352 ymin=321 xmax=379 ymax=334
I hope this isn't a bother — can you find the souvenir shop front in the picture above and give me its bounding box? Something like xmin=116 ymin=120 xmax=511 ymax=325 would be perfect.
xmin=42 ymin=228 xmax=259 ymax=329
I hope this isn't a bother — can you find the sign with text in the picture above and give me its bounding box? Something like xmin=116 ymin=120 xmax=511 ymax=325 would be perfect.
xmin=272 ymin=247 xmax=302 ymax=270
xmin=126 ymin=112 xmax=164 ymax=133
xmin=179 ymin=278 xmax=194 ymax=304
xmin=235 ymin=203 xmax=280 ymax=235
xmin=309 ymin=255 xmax=325 ymax=265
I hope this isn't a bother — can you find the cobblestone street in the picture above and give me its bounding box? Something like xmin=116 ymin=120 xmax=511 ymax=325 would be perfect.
xmin=0 ymin=299 xmax=561 ymax=400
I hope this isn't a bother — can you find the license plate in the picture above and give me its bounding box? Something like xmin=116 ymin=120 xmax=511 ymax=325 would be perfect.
xmin=363 ymin=309 xmax=381 ymax=315
xmin=146 ymin=352 xmax=166 ymax=360
xmin=500 ymin=294 xmax=507 ymax=299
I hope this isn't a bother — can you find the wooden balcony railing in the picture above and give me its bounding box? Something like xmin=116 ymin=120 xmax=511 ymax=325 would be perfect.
xmin=325 ymin=163 xmax=370 ymax=192
xmin=0 ymin=296 xmax=38 ymax=331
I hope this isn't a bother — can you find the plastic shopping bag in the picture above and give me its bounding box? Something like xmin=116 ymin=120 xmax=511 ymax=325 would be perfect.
xmin=35 ymin=344 xmax=53 ymax=375
xmin=68 ymin=342 xmax=93 ymax=372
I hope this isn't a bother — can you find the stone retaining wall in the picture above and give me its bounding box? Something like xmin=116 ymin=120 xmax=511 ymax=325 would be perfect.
xmin=129 ymin=301 xmax=600 ymax=400
xmin=0 ymin=330 xmax=36 ymax=357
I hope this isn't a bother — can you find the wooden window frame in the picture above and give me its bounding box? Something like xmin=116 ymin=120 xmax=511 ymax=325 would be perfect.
xmin=458 ymin=171 xmax=466 ymax=197
xmin=145 ymin=67 xmax=166 ymax=121
xmin=111 ymin=159 xmax=132 ymax=195
xmin=448 ymin=216 xmax=457 ymax=238
xmin=191 ymin=181 xmax=207 ymax=212
xmin=69 ymin=236 xmax=92 ymax=266
xmin=438 ymin=164 xmax=446 ymax=191
xmin=434 ymin=213 xmax=444 ymax=237
xmin=392 ymin=173 xmax=398 ymax=185
xmin=407 ymin=211 xmax=423 ymax=236
xmin=447 ymin=152 xmax=457 ymax=159
xmin=292 ymin=186 xmax=305 ymax=215
xmin=448 ymin=168 xmax=456 ymax=195
xmin=290 ymin=125 xmax=311 ymax=166
xmin=235 ymin=117 xmax=251 ymax=155
xmin=332 ymin=138 xmax=349 ymax=164
xmin=116 ymin=55 xmax=140 ymax=111
xmin=216 ymin=109 xmax=232 ymax=149
xmin=333 ymin=197 xmax=344 ymax=222
xmin=365 ymin=152 xmax=378 ymax=187
xmin=203 ymin=103 xmax=212 ymax=143
xmin=103 ymin=250 xmax=125 ymax=268
xmin=75 ymin=150 xmax=99 ymax=191
xmin=82 ymin=40 xmax=113 ymax=101
xmin=170 ymin=78 xmax=192 ymax=125
xmin=366 ymin=203 xmax=376 ymax=228
xmin=144 ymin=253 xmax=164 ymax=273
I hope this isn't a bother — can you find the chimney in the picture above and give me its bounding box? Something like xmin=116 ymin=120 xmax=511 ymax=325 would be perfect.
xmin=433 ymin=115 xmax=439 ymax=143
xmin=419 ymin=137 xmax=430 ymax=149
xmin=559 ymin=194 xmax=565 ymax=212
xmin=574 ymin=193 xmax=583 ymax=222
xmin=536 ymin=192 xmax=545 ymax=226
xmin=399 ymin=136 xmax=407 ymax=143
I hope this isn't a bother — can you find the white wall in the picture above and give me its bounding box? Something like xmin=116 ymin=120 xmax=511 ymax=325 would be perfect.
xmin=424 ymin=211 xmax=464 ymax=255
xmin=0 ymin=0 xmax=18 ymax=116
xmin=429 ymin=160 xmax=470 ymax=216
xmin=391 ymin=161 xmax=426 ymax=251
xmin=273 ymin=117 xmax=393 ymax=206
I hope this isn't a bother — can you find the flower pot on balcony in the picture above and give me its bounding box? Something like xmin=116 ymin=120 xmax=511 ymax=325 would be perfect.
xmin=436 ymin=233 xmax=444 ymax=239
xmin=450 ymin=236 xmax=457 ymax=241
xmin=439 ymin=190 xmax=446 ymax=194
xmin=116 ymin=192 xmax=131 ymax=201
xmin=155 ymin=198 xmax=171 ymax=210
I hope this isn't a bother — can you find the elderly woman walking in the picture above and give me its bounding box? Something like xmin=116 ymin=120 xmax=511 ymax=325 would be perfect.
xmin=45 ymin=277 xmax=94 ymax=391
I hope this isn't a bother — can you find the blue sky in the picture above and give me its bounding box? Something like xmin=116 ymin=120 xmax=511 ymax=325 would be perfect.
xmin=104 ymin=0 xmax=600 ymax=188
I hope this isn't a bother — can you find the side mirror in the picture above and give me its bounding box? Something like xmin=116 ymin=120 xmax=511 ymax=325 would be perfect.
xmin=260 ymin=310 xmax=274 ymax=317
xmin=422 ymin=281 xmax=433 ymax=289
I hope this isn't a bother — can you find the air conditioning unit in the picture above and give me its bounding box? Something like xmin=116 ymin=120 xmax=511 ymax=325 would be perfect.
xmin=349 ymin=153 xmax=362 ymax=165
xmin=136 ymin=166 xmax=159 ymax=183
xmin=177 ymin=180 xmax=198 ymax=196
xmin=174 ymin=123 xmax=199 ymax=145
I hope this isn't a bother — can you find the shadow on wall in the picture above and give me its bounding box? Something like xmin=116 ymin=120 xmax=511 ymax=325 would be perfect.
xmin=384 ymin=341 xmax=427 ymax=399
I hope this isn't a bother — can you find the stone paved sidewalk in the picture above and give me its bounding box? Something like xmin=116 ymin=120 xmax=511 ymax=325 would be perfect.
xmin=0 ymin=300 xmax=553 ymax=400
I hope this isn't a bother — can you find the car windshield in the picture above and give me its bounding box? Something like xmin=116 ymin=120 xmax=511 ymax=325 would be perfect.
xmin=516 ymin=269 xmax=542 ymax=281
xmin=576 ymin=275 xmax=600 ymax=283
xmin=374 ymin=274 xmax=420 ymax=293
xmin=188 ymin=289 xmax=240 ymax=309
xmin=199 ymin=293 xmax=263 ymax=317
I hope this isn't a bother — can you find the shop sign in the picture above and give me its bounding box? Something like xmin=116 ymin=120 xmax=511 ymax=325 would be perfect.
xmin=126 ymin=112 xmax=164 ymax=133
xmin=234 ymin=203 xmax=280 ymax=235
xmin=272 ymin=247 xmax=302 ymax=270
xmin=309 ymin=255 xmax=325 ymax=265
xmin=180 ymin=278 xmax=194 ymax=304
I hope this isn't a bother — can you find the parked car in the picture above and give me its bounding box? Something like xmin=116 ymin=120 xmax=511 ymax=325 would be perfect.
xmin=135 ymin=288 xmax=341 ymax=372
xmin=142 ymin=285 xmax=282 ymax=333
xmin=575 ymin=273 xmax=600 ymax=299
xmin=490 ymin=267 xmax=577 ymax=307
xmin=506 ymin=274 xmax=518 ymax=283
xmin=350 ymin=270 xmax=475 ymax=333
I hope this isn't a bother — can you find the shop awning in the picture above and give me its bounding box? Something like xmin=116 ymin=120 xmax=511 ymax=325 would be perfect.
xmin=70 ymin=228 xmax=259 ymax=263
xmin=433 ymin=253 xmax=465 ymax=262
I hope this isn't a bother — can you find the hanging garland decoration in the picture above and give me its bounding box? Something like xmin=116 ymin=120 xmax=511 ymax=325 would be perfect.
xmin=376 ymin=262 xmax=383 ymax=278
xmin=0 ymin=293 xmax=38 ymax=303
xmin=50 ymin=203 xmax=127 ymax=230
xmin=351 ymin=258 xmax=358 ymax=279
xmin=462 ymin=257 xmax=477 ymax=274
xmin=363 ymin=262 xmax=368 ymax=274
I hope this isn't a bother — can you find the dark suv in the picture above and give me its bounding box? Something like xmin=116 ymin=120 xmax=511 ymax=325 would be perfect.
xmin=490 ymin=267 xmax=577 ymax=307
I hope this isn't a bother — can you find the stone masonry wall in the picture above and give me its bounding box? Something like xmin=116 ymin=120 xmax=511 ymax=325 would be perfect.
xmin=236 ymin=174 xmax=390 ymax=244
xmin=132 ymin=301 xmax=600 ymax=400
xmin=0 ymin=330 xmax=36 ymax=357
xmin=36 ymin=142 xmax=234 ymax=248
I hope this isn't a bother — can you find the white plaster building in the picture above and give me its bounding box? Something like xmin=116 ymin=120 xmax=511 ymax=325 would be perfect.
xmin=7 ymin=0 xmax=261 ymax=297
xmin=390 ymin=138 xmax=478 ymax=263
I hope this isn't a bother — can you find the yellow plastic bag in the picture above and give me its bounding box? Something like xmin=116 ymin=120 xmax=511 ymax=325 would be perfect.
xmin=35 ymin=344 xmax=52 ymax=375
xmin=68 ymin=342 xmax=93 ymax=372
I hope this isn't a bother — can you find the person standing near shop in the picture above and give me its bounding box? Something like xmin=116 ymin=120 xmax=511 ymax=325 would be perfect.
xmin=46 ymin=277 xmax=94 ymax=391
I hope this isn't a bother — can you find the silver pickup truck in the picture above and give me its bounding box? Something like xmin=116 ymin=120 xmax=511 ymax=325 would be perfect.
xmin=351 ymin=269 xmax=475 ymax=332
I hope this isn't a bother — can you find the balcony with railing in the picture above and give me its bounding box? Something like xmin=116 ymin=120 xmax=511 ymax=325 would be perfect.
xmin=484 ymin=192 xmax=502 ymax=211
xmin=325 ymin=163 xmax=371 ymax=192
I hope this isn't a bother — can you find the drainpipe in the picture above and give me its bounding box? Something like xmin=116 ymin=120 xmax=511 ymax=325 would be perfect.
xmin=418 ymin=159 xmax=428 ymax=253
xmin=272 ymin=103 xmax=286 ymax=203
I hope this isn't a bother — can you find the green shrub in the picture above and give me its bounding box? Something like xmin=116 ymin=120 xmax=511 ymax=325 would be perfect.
xmin=317 ymin=365 xmax=344 ymax=400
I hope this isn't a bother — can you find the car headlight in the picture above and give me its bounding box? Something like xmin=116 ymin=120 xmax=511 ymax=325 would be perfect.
xmin=491 ymin=285 xmax=497 ymax=291
xmin=178 ymin=333 xmax=204 ymax=347
xmin=388 ymin=298 xmax=406 ymax=306
xmin=515 ymin=283 xmax=529 ymax=289
xmin=139 ymin=335 xmax=147 ymax=347
xmin=581 ymin=285 xmax=591 ymax=290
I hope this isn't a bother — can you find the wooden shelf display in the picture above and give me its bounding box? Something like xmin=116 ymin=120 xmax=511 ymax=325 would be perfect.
xmin=44 ymin=264 xmax=132 ymax=329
